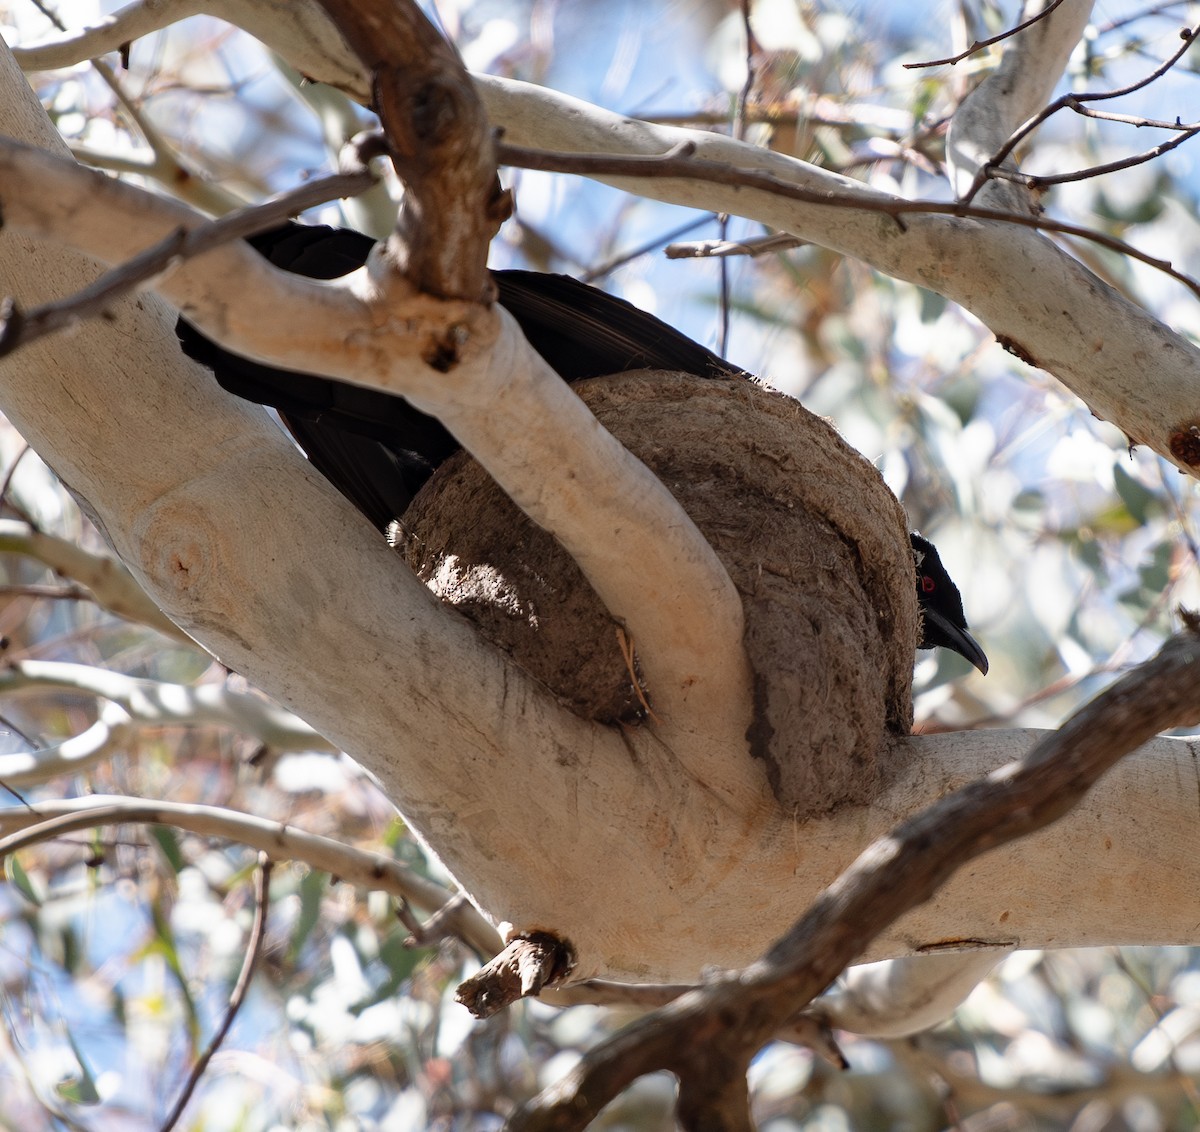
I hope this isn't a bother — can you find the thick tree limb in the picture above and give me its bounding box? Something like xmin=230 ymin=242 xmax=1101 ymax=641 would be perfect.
xmin=512 ymin=621 xmax=1200 ymax=1130
xmin=947 ymin=0 xmax=1095 ymax=206
xmin=15 ymin=3 xmax=1200 ymax=467
xmin=0 ymin=39 xmax=768 ymax=979
xmin=2 ymin=9 xmax=1200 ymax=991
xmin=0 ymin=138 xmax=755 ymax=799
xmin=0 ymin=166 xmax=376 ymax=356
xmin=475 ymin=74 xmax=1200 ymax=469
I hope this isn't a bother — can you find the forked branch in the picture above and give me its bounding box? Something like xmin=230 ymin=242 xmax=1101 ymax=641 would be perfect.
xmin=512 ymin=617 xmax=1200 ymax=1131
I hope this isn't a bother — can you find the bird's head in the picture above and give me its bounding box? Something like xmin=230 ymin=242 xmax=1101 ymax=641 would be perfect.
xmin=910 ymin=533 xmax=988 ymax=674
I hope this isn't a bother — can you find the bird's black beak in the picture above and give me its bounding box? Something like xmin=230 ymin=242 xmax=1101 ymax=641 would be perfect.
xmin=919 ymin=606 xmax=989 ymax=674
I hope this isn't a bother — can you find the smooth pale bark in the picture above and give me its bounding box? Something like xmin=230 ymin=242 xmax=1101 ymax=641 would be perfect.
xmin=946 ymin=1 xmax=1093 ymax=206
xmin=0 ymin=40 xmax=768 ymax=981
xmin=0 ymin=135 xmax=755 ymax=791
xmin=815 ymin=953 xmax=1010 ymax=1039
xmin=13 ymin=0 xmax=364 ymax=96
xmin=67 ymin=0 xmax=1198 ymax=473
xmin=1 ymin=6 xmax=1197 ymax=991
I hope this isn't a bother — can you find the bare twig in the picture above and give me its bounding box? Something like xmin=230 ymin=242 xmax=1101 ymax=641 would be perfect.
xmin=511 ymin=619 xmax=1200 ymax=1131
xmin=0 ymin=582 xmax=90 ymax=601
xmin=580 ymin=215 xmax=713 ymax=282
xmin=88 ymin=57 xmax=245 ymax=217
xmin=0 ymin=795 xmax=506 ymax=958
xmin=961 ymin=22 xmax=1200 ymax=203
xmin=496 ymin=140 xmax=1200 ymax=299
xmin=986 ymin=125 xmax=1200 ymax=188
xmin=665 ymin=232 xmax=804 ymax=260
xmin=0 ymin=520 xmax=191 ymax=642
xmin=0 ymin=168 xmax=376 ymax=357
xmin=1097 ymin=2 xmax=1191 ymax=37
xmin=18 ymin=0 xmax=242 ymax=215
xmin=0 ymin=444 xmax=33 ymax=520
xmin=906 ymin=0 xmax=1070 ymax=68
xmin=159 ymin=854 xmax=273 ymax=1132
xmin=715 ymin=0 xmax=757 ymax=357
xmin=0 ymin=660 xmax=332 ymax=753
xmin=401 ymin=893 xmax=485 ymax=954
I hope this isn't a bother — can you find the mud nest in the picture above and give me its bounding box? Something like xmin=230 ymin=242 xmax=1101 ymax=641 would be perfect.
xmin=394 ymin=371 xmax=918 ymax=814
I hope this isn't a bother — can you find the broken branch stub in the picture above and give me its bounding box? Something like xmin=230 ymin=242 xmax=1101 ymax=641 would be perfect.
xmin=457 ymin=932 xmax=575 ymax=1018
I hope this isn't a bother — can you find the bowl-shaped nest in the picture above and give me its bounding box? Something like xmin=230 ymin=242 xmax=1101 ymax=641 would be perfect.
xmin=394 ymin=371 xmax=918 ymax=815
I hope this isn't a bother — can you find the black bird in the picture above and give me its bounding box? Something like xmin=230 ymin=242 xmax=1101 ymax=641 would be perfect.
xmin=910 ymin=533 xmax=987 ymax=674
xmin=177 ymin=222 xmax=987 ymax=674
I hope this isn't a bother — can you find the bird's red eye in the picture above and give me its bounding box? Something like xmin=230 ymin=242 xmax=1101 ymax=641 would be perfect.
xmin=921 ymin=575 xmax=936 ymax=594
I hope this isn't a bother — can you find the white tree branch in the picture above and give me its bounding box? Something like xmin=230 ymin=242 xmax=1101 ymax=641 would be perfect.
xmin=0 ymin=39 xmax=768 ymax=979
xmin=947 ymin=0 xmax=1095 ymax=204
xmin=0 ymin=137 xmax=754 ymax=777
xmin=0 ymin=518 xmax=193 ymax=642
xmin=11 ymin=0 xmax=203 ymax=71
xmin=2 ymin=13 xmax=1199 ymax=990
xmin=11 ymin=0 xmax=365 ymax=101
xmin=0 ymin=659 xmax=333 ymax=750
xmin=813 ymin=952 xmax=1008 ymax=1038
xmin=475 ymin=75 xmax=1200 ymax=469
xmin=0 ymin=794 xmax=506 ymax=957
xmin=16 ymin=3 xmax=1200 ymax=467
xmin=0 ymin=701 xmax=134 ymax=787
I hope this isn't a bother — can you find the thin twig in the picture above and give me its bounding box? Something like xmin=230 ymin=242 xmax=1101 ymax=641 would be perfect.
xmin=0 ymin=167 xmax=377 ymax=357
xmin=987 ymin=125 xmax=1200 ymax=188
xmin=24 ymin=0 xmax=243 ymax=215
xmin=0 ymin=444 xmax=36 ymax=526
xmin=0 ymin=521 xmax=191 ymax=643
xmin=579 ymin=215 xmax=714 ymax=282
xmin=496 ymin=141 xmax=1200 ymax=299
xmin=159 ymin=855 xmax=273 ymax=1132
xmin=665 ymin=232 xmax=805 ymax=260
xmin=0 ymin=796 xmax=505 ymax=958
xmin=961 ymin=22 xmax=1200 ymax=203
xmin=0 ymin=583 xmax=91 ymax=601
xmin=715 ymin=0 xmax=757 ymax=358
xmin=906 ymin=0 xmax=1069 ymax=68
xmin=1069 ymin=106 xmax=1200 ymax=130
xmin=1097 ymin=2 xmax=1191 ymax=36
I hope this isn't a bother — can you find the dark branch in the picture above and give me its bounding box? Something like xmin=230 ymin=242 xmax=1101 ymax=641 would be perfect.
xmin=315 ymin=0 xmax=506 ymax=301
xmin=160 ymin=855 xmax=273 ymax=1132
xmin=0 ymin=168 xmax=376 ymax=358
xmin=457 ymin=933 xmax=575 ymax=1019
xmin=496 ymin=141 xmax=1200 ymax=299
xmin=988 ymin=125 xmax=1200 ymax=189
xmin=906 ymin=0 xmax=1070 ymax=69
xmin=510 ymin=618 xmax=1200 ymax=1131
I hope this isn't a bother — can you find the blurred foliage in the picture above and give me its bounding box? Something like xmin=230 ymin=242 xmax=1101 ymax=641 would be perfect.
xmin=0 ymin=0 xmax=1195 ymax=1127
